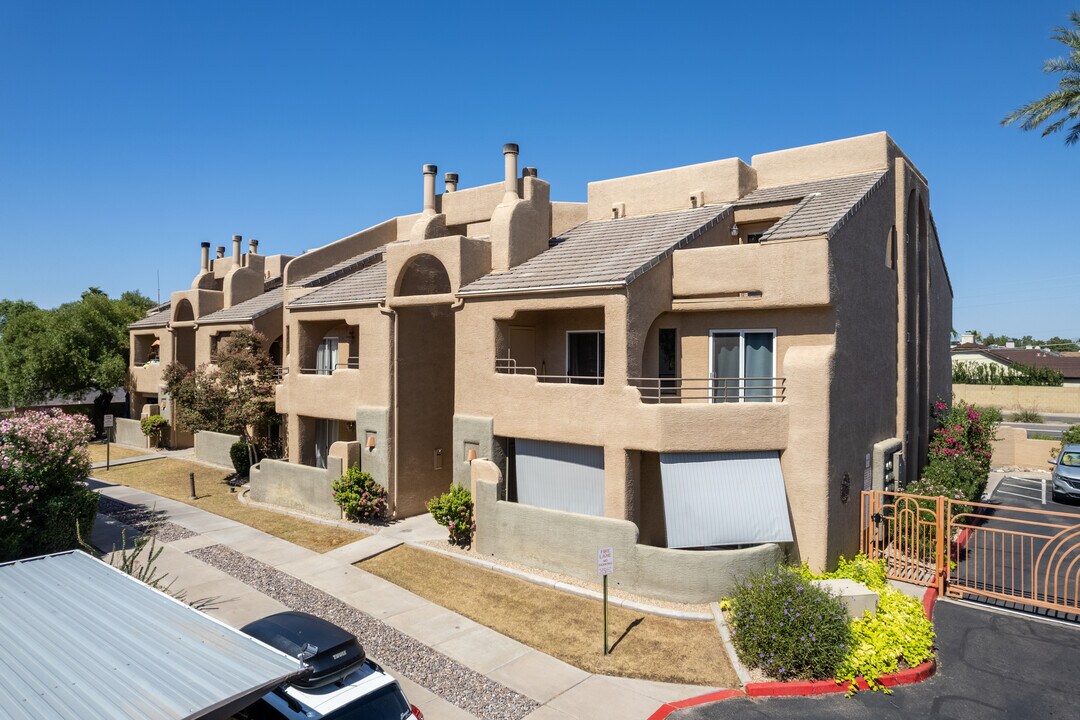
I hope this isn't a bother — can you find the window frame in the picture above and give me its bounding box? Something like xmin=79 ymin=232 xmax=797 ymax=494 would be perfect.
xmin=708 ymin=328 xmax=777 ymax=403
xmin=565 ymin=329 xmax=605 ymax=385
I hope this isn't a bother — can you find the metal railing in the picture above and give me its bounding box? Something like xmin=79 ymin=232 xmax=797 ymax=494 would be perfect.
xmin=297 ymin=360 xmax=361 ymax=376
xmin=495 ymin=357 xmax=604 ymax=385
xmin=628 ymin=376 xmax=786 ymax=403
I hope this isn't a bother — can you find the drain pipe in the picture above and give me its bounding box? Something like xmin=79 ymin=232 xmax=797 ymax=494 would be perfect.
xmin=378 ymin=302 xmax=398 ymax=517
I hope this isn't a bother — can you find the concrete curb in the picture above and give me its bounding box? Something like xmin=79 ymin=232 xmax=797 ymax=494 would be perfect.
xmin=647 ymin=586 xmax=940 ymax=716
xmin=709 ymin=602 xmax=752 ymax=686
xmin=406 ymin=541 xmax=714 ymax=621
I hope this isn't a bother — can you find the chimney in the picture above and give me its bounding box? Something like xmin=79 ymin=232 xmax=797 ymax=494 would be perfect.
xmin=249 ymin=238 xmax=259 ymax=254
xmin=216 ymin=246 xmax=226 ymax=259
xmin=200 ymin=242 xmax=210 ymax=272
xmin=523 ymin=166 xmax=538 ymax=178
xmin=444 ymin=172 xmax=458 ymax=193
xmin=422 ymin=164 xmax=438 ymax=215
xmin=503 ymin=143 xmax=519 ymax=201
xmin=960 ymin=333 xmax=975 ymax=345
xmin=1005 ymin=341 xmax=1015 ymax=348
xmin=232 ymin=235 xmax=242 ymax=263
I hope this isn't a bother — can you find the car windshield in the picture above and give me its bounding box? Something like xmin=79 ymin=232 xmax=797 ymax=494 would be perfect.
xmin=1061 ymin=452 xmax=1080 ymax=468
xmin=323 ymin=684 xmax=411 ymax=720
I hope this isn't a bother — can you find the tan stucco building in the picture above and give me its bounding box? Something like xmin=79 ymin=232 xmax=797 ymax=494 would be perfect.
xmin=131 ymin=132 xmax=951 ymax=600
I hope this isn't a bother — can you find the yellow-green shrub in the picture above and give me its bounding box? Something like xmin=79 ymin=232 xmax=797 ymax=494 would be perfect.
xmin=836 ymin=589 xmax=935 ymax=694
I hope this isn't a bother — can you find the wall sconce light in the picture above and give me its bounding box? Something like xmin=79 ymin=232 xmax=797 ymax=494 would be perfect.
xmin=730 ymin=222 xmax=740 ymax=237
xmin=366 ymin=436 xmax=376 ymax=452
xmin=466 ymin=448 xmax=478 ymax=462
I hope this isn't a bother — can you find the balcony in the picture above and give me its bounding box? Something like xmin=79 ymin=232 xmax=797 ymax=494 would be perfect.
xmin=495 ymin=357 xmax=603 ymax=385
xmin=628 ymin=376 xmax=786 ymax=403
xmin=130 ymin=360 xmax=163 ymax=393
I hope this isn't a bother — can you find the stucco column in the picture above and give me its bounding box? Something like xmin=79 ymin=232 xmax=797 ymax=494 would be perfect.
xmin=200 ymin=242 xmax=210 ymax=272
xmin=603 ymin=446 xmax=639 ymax=522
xmin=422 ymin=164 xmax=437 ymax=215
xmin=503 ymin=143 xmax=519 ymax=202
xmin=232 ymin=235 xmax=242 ymax=264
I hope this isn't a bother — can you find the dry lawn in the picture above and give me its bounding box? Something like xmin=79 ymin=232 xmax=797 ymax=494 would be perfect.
xmin=94 ymin=458 xmax=367 ymax=553
xmin=360 ymin=545 xmax=737 ymax=686
xmin=87 ymin=443 xmax=150 ymax=464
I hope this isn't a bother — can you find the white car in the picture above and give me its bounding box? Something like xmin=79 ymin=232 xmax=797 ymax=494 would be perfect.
xmin=234 ymin=611 xmax=423 ymax=720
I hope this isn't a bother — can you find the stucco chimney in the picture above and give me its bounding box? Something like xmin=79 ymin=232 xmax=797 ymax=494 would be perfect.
xmin=200 ymin=242 xmax=210 ymax=272
xmin=216 ymin=246 xmax=226 ymax=259
xmin=422 ymin=164 xmax=438 ymax=215
xmin=232 ymin=235 xmax=242 ymax=263
xmin=444 ymin=172 xmax=458 ymax=193
xmin=249 ymin=238 xmax=259 ymax=254
xmin=523 ymin=167 xmax=538 ymax=178
xmin=503 ymin=143 xmax=519 ymax=201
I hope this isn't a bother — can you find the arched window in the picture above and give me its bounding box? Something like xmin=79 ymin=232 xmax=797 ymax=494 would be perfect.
xmin=397 ymin=254 xmax=451 ymax=296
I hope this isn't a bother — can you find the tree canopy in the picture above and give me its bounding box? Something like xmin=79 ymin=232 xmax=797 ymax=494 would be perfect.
xmin=964 ymin=330 xmax=1079 ymax=352
xmin=0 ymin=289 xmax=154 ymax=415
xmin=1002 ymin=11 xmax=1080 ymax=145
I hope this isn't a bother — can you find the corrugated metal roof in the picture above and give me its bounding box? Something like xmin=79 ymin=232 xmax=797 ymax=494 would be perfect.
xmin=296 ymin=248 xmax=385 ymax=288
xmin=288 ymin=261 xmax=387 ymax=309
xmin=459 ymin=204 xmax=732 ymax=296
xmin=199 ymin=287 xmax=284 ymax=325
xmin=0 ymin=551 xmax=304 ymax=720
xmin=737 ymin=171 xmax=887 ymax=242
xmin=128 ymin=306 xmax=171 ymax=330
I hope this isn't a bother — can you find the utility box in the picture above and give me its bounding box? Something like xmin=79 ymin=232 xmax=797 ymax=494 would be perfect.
xmin=812 ymin=578 xmax=879 ymax=619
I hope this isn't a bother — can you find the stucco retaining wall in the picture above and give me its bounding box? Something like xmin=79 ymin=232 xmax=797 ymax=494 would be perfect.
xmin=194 ymin=430 xmax=241 ymax=468
xmin=249 ymin=458 xmax=342 ymax=519
xmin=113 ymin=418 xmax=147 ymax=448
xmin=992 ymin=426 xmax=1059 ymax=470
xmin=471 ymin=460 xmax=784 ymax=603
xmin=954 ymin=384 xmax=1080 ymax=414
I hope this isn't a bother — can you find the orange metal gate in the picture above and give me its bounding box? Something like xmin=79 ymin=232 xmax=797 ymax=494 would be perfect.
xmin=861 ymin=490 xmax=1080 ymax=616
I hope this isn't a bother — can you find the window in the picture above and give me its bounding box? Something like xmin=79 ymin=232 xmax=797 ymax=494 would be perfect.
xmin=566 ymin=331 xmax=604 ymax=384
xmin=746 ymin=232 xmax=765 ymax=244
xmin=710 ymin=330 xmax=776 ymax=402
xmin=316 ymin=337 xmax=339 ymax=375
xmin=658 ymin=328 xmax=678 ymax=395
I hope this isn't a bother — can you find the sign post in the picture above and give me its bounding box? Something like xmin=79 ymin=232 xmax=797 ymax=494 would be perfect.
xmin=597 ymin=547 xmax=614 ymax=655
xmin=103 ymin=415 xmax=114 ymax=470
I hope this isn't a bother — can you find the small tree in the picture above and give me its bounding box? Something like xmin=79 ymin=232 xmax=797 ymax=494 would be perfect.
xmin=163 ymin=329 xmax=279 ymax=465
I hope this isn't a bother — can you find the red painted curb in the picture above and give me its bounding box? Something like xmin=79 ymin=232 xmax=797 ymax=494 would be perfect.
xmin=647 ymin=587 xmax=939 ymax=715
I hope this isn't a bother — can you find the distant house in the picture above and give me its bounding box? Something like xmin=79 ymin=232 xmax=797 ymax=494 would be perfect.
xmin=951 ymin=342 xmax=1080 ymax=387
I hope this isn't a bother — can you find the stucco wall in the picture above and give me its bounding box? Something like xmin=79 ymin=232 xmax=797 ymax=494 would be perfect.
xmin=113 ymin=417 xmax=147 ymax=448
xmin=249 ymin=457 xmax=342 ymax=519
xmin=953 ymin=384 xmax=1080 ymax=414
xmin=471 ymin=462 xmax=784 ymax=603
xmin=992 ymin=426 xmax=1058 ymax=470
xmin=195 ymin=430 xmax=241 ymax=468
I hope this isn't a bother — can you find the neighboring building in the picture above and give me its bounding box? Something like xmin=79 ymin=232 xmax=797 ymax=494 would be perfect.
xmin=952 ymin=342 xmax=1080 ymax=387
xmin=128 ymin=237 xmax=293 ymax=448
xmin=141 ymin=132 xmax=952 ymax=596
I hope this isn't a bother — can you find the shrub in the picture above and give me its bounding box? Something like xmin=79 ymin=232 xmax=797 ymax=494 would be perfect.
xmin=952 ymin=360 xmax=1063 ymax=386
xmin=1051 ymin=424 xmax=1080 ymax=459
xmin=427 ymin=484 xmax=474 ymax=547
xmin=0 ymin=410 xmax=96 ymax=561
xmin=729 ymin=566 xmax=851 ymax=681
xmin=1010 ymin=409 xmax=1044 ymax=423
xmin=230 ymin=440 xmax=253 ymax=477
xmin=332 ymin=465 xmax=388 ymax=521
xmin=922 ymin=453 xmax=988 ymax=502
xmin=140 ymin=414 xmax=168 ymax=438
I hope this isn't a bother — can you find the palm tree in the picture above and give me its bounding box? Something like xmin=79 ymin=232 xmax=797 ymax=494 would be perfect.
xmin=1002 ymin=12 xmax=1080 ymax=145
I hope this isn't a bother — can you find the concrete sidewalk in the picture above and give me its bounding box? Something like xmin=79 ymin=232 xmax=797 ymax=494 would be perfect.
xmin=89 ymin=478 xmax=720 ymax=720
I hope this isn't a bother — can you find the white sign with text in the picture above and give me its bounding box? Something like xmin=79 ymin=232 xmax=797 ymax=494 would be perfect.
xmin=597 ymin=547 xmax=614 ymax=576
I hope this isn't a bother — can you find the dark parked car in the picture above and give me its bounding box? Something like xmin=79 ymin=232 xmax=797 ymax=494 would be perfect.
xmin=233 ymin=611 xmax=423 ymax=720
xmin=1051 ymin=444 xmax=1080 ymax=502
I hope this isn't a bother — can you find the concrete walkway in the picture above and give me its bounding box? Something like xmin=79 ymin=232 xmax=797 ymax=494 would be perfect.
xmin=88 ymin=478 xmax=720 ymax=720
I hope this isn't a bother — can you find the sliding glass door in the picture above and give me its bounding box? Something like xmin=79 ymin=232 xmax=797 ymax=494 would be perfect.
xmin=710 ymin=330 xmax=775 ymax=402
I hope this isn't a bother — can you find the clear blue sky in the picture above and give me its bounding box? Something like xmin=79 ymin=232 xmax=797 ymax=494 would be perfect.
xmin=1 ymin=1 xmax=1076 ymax=338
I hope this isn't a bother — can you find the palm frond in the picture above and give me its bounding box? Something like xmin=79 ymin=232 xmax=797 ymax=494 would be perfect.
xmin=1002 ymin=12 xmax=1080 ymax=145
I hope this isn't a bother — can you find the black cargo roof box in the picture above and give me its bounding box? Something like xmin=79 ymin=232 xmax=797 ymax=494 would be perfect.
xmin=240 ymin=611 xmax=366 ymax=688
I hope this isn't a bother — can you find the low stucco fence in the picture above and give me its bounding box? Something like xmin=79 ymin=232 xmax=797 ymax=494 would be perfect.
xmin=248 ymin=441 xmax=359 ymax=519
xmin=112 ymin=418 xmax=147 ymax=448
xmin=470 ymin=459 xmax=785 ymax=604
xmin=954 ymin=383 xmax=1080 ymax=414
xmin=194 ymin=430 xmax=241 ymax=468
xmin=992 ymin=426 xmax=1058 ymax=470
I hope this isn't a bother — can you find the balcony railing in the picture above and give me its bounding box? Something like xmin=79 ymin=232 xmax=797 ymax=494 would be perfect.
xmin=296 ymin=360 xmax=361 ymax=376
xmin=629 ymin=376 xmax=786 ymax=403
xmin=495 ymin=357 xmax=604 ymax=385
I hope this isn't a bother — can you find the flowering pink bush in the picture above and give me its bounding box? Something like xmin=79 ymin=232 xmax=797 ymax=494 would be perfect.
xmin=920 ymin=400 xmax=1000 ymax=502
xmin=0 ymin=410 xmax=98 ymax=561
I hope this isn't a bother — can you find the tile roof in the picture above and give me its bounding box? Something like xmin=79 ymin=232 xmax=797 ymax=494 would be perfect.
xmin=296 ymin=247 xmax=385 ymax=288
xmin=128 ymin=305 xmax=172 ymax=329
xmin=288 ymin=261 xmax=388 ymax=308
xmin=459 ymin=204 xmax=732 ymax=296
xmin=984 ymin=348 xmax=1080 ymax=380
xmin=199 ymin=286 xmax=284 ymax=324
xmin=737 ymin=171 xmax=888 ymax=241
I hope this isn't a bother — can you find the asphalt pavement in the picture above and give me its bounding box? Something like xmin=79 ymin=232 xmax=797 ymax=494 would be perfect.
xmin=672 ymin=600 xmax=1080 ymax=720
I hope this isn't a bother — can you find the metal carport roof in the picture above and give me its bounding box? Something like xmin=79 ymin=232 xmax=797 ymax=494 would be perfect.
xmin=0 ymin=550 xmax=306 ymax=720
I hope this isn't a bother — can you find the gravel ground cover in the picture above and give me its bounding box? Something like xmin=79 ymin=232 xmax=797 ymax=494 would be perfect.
xmin=189 ymin=544 xmax=538 ymax=720
xmin=96 ymin=495 xmax=197 ymax=543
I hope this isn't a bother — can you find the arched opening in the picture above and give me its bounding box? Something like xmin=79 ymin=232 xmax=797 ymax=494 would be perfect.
xmin=173 ymin=299 xmax=194 ymax=322
xmin=172 ymin=299 xmax=196 ymax=370
xmin=397 ymin=254 xmax=451 ymax=296
xmin=886 ymin=226 xmax=897 ymax=270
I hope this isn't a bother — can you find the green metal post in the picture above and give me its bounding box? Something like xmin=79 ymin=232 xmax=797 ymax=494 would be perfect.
xmin=603 ymin=574 xmax=609 ymax=655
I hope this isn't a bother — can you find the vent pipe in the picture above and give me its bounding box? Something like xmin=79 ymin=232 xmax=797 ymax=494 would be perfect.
xmin=422 ymin=164 xmax=438 ymax=215
xmin=444 ymin=172 xmax=458 ymax=193
xmin=216 ymin=246 xmax=226 ymax=259
xmin=249 ymin=238 xmax=259 ymax=255
xmin=232 ymin=235 xmax=242 ymax=263
xmin=503 ymin=143 xmax=519 ymax=201
xmin=200 ymin=242 xmax=210 ymax=272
